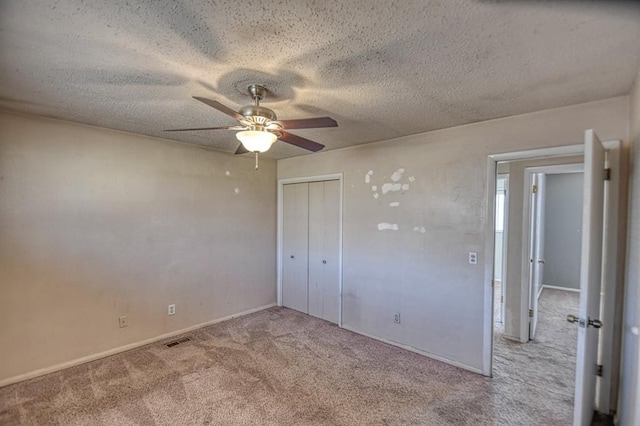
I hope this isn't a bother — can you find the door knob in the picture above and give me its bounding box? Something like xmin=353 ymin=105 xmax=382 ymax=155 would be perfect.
xmin=567 ymin=314 xmax=602 ymax=329
xmin=589 ymin=319 xmax=603 ymax=329
xmin=290 ymin=255 xmax=294 ymax=259
xmin=538 ymin=259 xmax=545 ymax=264
xmin=322 ymin=260 xmax=327 ymax=264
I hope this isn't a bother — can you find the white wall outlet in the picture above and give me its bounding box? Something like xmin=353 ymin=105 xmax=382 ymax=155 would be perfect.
xmin=468 ymin=252 xmax=478 ymax=265
xmin=168 ymin=304 xmax=176 ymax=316
xmin=119 ymin=316 xmax=128 ymax=328
xmin=394 ymin=313 xmax=401 ymax=324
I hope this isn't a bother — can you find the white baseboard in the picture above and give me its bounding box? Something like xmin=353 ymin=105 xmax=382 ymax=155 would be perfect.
xmin=0 ymin=303 xmax=276 ymax=388
xmin=340 ymin=324 xmax=484 ymax=376
xmin=541 ymin=284 xmax=580 ymax=293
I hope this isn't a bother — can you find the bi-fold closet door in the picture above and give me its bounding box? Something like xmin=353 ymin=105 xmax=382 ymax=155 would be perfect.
xmin=282 ymin=180 xmax=340 ymax=324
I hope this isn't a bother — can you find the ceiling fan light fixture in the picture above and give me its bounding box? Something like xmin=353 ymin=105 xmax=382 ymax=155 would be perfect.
xmin=236 ymin=130 xmax=277 ymax=153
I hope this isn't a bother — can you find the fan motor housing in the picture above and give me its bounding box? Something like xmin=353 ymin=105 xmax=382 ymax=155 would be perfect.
xmin=238 ymin=105 xmax=279 ymax=131
xmin=239 ymin=105 xmax=277 ymax=121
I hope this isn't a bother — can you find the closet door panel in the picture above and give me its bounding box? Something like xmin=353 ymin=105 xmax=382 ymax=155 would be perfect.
xmin=307 ymin=181 xmax=324 ymax=319
xmin=321 ymin=179 xmax=341 ymax=324
xmin=308 ymin=180 xmax=340 ymax=324
xmin=282 ymin=183 xmax=309 ymax=313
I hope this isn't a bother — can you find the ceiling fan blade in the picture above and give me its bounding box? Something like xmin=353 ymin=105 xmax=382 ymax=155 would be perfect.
xmin=193 ymin=96 xmax=244 ymax=121
xmin=235 ymin=143 xmax=250 ymax=155
xmin=163 ymin=125 xmax=245 ymax=132
xmin=275 ymin=117 xmax=338 ymax=130
xmin=278 ymin=131 xmax=325 ymax=152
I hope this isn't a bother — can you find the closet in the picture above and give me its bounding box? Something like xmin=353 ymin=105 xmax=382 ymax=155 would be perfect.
xmin=282 ymin=180 xmax=340 ymax=324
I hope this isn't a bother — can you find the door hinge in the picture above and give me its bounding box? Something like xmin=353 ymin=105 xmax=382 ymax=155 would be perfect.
xmin=532 ymin=184 xmax=538 ymax=194
xmin=604 ymin=168 xmax=611 ymax=181
xmin=529 ymin=309 xmax=534 ymax=318
xmin=597 ymin=364 xmax=603 ymax=377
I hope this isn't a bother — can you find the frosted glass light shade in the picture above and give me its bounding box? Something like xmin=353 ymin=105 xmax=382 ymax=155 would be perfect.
xmin=236 ymin=130 xmax=277 ymax=153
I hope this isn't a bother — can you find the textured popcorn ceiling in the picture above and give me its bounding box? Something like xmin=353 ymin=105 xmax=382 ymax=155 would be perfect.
xmin=1 ymin=0 xmax=639 ymax=159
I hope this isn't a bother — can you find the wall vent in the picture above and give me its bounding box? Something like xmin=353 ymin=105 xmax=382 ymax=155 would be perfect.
xmin=165 ymin=337 xmax=191 ymax=347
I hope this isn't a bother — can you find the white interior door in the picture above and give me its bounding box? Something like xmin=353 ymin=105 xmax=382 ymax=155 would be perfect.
xmin=282 ymin=183 xmax=309 ymax=314
xmin=308 ymin=180 xmax=340 ymax=324
xmin=528 ymin=173 xmax=539 ymax=340
xmin=573 ymin=130 xmax=606 ymax=426
xmin=530 ymin=173 xmax=546 ymax=339
xmin=282 ymin=180 xmax=340 ymax=323
xmin=534 ymin=174 xmax=546 ymax=299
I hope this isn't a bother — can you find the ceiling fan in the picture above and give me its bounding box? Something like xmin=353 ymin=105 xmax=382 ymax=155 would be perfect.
xmin=164 ymin=84 xmax=338 ymax=169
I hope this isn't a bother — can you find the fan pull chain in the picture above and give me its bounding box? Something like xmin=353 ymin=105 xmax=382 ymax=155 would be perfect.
xmin=255 ymin=152 xmax=259 ymax=170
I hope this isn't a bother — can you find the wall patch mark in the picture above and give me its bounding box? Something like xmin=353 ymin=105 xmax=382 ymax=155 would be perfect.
xmin=365 ymin=170 xmax=373 ymax=183
xmin=382 ymin=183 xmax=402 ymax=194
xmin=378 ymin=223 xmax=399 ymax=231
xmin=391 ymin=168 xmax=405 ymax=182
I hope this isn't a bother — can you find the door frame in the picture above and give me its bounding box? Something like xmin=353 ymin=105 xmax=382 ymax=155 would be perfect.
xmin=483 ymin=140 xmax=622 ymax=413
xmin=277 ymin=173 xmax=344 ymax=326
xmin=484 ymin=144 xmax=585 ymax=376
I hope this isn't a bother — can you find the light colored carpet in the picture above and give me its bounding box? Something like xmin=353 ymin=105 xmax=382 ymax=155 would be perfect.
xmin=492 ymin=288 xmax=579 ymax=425
xmin=494 ymin=280 xmax=503 ymax=325
xmin=0 ymin=289 xmax=579 ymax=425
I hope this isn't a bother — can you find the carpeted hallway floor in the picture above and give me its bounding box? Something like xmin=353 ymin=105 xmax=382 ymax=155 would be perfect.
xmin=0 ymin=289 xmax=579 ymax=425
xmin=492 ymin=288 xmax=579 ymax=425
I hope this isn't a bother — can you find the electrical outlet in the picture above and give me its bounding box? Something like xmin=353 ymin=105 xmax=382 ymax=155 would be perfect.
xmin=469 ymin=252 xmax=478 ymax=265
xmin=394 ymin=313 xmax=401 ymax=324
xmin=168 ymin=304 xmax=176 ymax=316
xmin=119 ymin=316 xmax=128 ymax=328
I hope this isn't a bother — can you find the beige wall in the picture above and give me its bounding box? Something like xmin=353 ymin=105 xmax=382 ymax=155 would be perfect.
xmin=0 ymin=112 xmax=277 ymax=384
xmin=619 ymin=68 xmax=640 ymax=426
xmin=278 ymin=96 xmax=629 ymax=373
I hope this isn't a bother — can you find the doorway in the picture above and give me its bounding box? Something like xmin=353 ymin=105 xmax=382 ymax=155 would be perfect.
xmin=525 ymin=164 xmax=585 ymax=341
xmin=491 ymin=162 xmax=585 ymax=422
xmin=493 ymin=175 xmax=508 ymax=327
xmin=492 ymin=155 xmax=584 ymax=344
xmin=483 ymin=137 xmax=624 ymax=423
